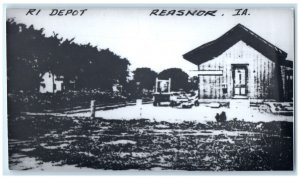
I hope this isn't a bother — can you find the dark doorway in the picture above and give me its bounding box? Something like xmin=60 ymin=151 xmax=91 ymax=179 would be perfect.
xmin=232 ymin=65 xmax=248 ymax=97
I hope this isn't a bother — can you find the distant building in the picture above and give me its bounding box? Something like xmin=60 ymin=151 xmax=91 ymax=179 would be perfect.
xmin=183 ymin=24 xmax=293 ymax=101
xmin=112 ymin=80 xmax=123 ymax=93
xmin=39 ymin=72 xmax=64 ymax=93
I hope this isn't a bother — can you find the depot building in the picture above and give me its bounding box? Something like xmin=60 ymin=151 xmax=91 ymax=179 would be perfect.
xmin=183 ymin=24 xmax=293 ymax=101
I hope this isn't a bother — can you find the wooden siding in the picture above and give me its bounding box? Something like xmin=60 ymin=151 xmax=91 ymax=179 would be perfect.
xmin=197 ymin=41 xmax=276 ymax=99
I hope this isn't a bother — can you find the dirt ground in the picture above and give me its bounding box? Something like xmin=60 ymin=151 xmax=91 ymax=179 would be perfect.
xmin=68 ymin=104 xmax=293 ymax=123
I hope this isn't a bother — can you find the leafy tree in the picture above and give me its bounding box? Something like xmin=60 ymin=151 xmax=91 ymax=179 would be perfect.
xmin=158 ymin=68 xmax=189 ymax=91
xmin=7 ymin=19 xmax=50 ymax=92
xmin=6 ymin=19 xmax=130 ymax=93
xmin=133 ymin=68 xmax=157 ymax=91
xmin=188 ymin=76 xmax=199 ymax=91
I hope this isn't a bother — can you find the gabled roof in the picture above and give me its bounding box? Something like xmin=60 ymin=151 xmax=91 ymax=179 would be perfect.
xmin=183 ymin=23 xmax=288 ymax=65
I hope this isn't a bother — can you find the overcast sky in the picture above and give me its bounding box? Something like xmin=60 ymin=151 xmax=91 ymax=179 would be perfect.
xmin=7 ymin=7 xmax=294 ymax=75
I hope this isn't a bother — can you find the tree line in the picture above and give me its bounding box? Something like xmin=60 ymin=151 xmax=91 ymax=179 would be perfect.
xmin=7 ymin=19 xmax=198 ymax=96
xmin=7 ymin=18 xmax=130 ymax=93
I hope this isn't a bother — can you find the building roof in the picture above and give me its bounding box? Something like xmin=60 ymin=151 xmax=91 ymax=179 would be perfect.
xmin=282 ymin=60 xmax=293 ymax=68
xmin=183 ymin=23 xmax=288 ymax=65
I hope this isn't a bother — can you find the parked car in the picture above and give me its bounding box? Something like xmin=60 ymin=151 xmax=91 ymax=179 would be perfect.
xmin=170 ymin=92 xmax=190 ymax=107
xmin=187 ymin=91 xmax=200 ymax=106
xmin=178 ymin=100 xmax=194 ymax=108
xmin=154 ymin=90 xmax=200 ymax=107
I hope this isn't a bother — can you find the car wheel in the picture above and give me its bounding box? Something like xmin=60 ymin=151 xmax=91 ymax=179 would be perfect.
xmin=194 ymin=101 xmax=199 ymax=106
xmin=170 ymin=101 xmax=175 ymax=107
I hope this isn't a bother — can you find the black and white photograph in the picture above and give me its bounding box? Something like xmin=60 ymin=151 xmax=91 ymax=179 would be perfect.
xmin=5 ymin=6 xmax=295 ymax=172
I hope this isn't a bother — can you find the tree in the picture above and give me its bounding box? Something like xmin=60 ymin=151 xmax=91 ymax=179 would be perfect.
xmin=6 ymin=19 xmax=50 ymax=92
xmin=6 ymin=19 xmax=131 ymax=93
xmin=133 ymin=68 xmax=157 ymax=91
xmin=188 ymin=76 xmax=199 ymax=91
xmin=158 ymin=68 xmax=189 ymax=91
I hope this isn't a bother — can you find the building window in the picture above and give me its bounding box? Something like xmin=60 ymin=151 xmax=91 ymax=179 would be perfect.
xmin=222 ymin=84 xmax=228 ymax=94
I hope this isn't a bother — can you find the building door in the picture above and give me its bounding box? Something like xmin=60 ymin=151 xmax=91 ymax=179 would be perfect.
xmin=232 ymin=65 xmax=248 ymax=96
xmin=284 ymin=70 xmax=293 ymax=101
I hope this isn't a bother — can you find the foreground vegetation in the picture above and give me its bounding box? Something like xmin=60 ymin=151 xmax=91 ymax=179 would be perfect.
xmin=8 ymin=115 xmax=293 ymax=171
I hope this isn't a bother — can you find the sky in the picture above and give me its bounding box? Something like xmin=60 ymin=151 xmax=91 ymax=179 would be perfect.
xmin=6 ymin=7 xmax=294 ymax=75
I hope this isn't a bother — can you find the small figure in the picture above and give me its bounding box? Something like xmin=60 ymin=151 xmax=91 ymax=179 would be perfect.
xmin=219 ymin=111 xmax=227 ymax=122
xmin=215 ymin=113 xmax=220 ymax=122
xmin=215 ymin=111 xmax=227 ymax=122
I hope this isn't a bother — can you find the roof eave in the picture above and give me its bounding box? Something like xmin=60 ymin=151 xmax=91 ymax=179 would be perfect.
xmin=182 ymin=54 xmax=199 ymax=65
xmin=183 ymin=23 xmax=288 ymax=66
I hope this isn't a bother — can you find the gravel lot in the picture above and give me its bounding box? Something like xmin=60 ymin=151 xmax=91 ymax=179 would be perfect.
xmin=68 ymin=104 xmax=293 ymax=123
